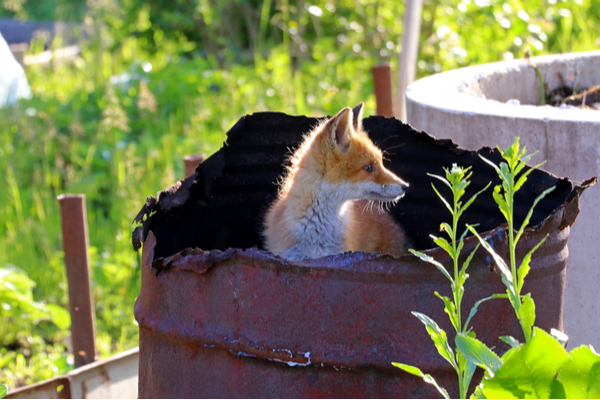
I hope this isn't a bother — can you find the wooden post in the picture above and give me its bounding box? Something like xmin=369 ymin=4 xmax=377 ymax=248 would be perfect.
xmin=184 ymin=154 xmax=205 ymax=177
xmin=372 ymin=64 xmax=394 ymax=117
xmin=395 ymin=0 xmax=423 ymax=122
xmin=57 ymin=194 xmax=97 ymax=368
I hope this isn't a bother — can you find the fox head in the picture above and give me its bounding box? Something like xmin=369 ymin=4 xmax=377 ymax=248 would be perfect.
xmin=312 ymin=103 xmax=409 ymax=203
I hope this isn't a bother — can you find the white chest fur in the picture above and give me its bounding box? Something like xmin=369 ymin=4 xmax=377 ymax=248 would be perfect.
xmin=281 ymin=182 xmax=351 ymax=261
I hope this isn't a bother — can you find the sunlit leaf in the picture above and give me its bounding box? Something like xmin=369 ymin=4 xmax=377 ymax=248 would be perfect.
xmin=409 ymin=249 xmax=453 ymax=282
xmin=556 ymin=345 xmax=600 ymax=399
xmin=45 ymin=304 xmax=71 ymax=330
xmin=432 ymin=236 xmax=455 ymax=258
xmin=392 ymin=363 xmax=450 ymax=399
xmin=499 ymin=336 xmax=520 ymax=349
xmin=455 ymin=333 xmax=502 ymax=377
xmin=466 ymin=227 xmax=512 ymax=282
xmin=461 ymin=181 xmax=491 ymax=214
xmin=463 ymin=296 xmax=493 ymax=332
xmin=412 ymin=312 xmax=457 ymax=370
xmin=515 ymin=187 xmax=555 ymax=242
xmin=520 ymin=294 xmax=535 ymax=341
xmin=431 ymin=183 xmax=453 ymax=213
xmin=435 ymin=292 xmax=459 ymax=332
xmin=482 ymin=328 xmax=570 ymax=399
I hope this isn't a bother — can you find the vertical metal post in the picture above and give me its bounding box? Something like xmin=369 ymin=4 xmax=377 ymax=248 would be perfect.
xmin=395 ymin=0 xmax=423 ymax=122
xmin=57 ymin=194 xmax=97 ymax=368
xmin=184 ymin=154 xmax=205 ymax=178
xmin=371 ymin=64 xmax=394 ymax=117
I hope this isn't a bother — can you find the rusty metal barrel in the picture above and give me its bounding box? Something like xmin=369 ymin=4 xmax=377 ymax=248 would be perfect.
xmin=133 ymin=113 xmax=592 ymax=398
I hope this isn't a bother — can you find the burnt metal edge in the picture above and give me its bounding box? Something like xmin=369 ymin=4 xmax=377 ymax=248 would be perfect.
xmin=147 ymin=176 xmax=594 ymax=275
xmin=129 ymin=112 xmax=460 ymax=249
xmin=131 ymin=112 xmax=590 ymax=253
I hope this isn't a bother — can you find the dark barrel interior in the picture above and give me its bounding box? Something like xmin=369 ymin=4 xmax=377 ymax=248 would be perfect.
xmin=134 ymin=112 xmax=572 ymax=260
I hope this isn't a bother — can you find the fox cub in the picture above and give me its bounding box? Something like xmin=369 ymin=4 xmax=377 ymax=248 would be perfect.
xmin=263 ymin=103 xmax=409 ymax=261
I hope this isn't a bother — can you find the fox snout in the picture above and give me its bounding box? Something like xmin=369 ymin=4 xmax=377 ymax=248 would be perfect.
xmin=378 ymin=168 xmax=409 ymax=199
xmin=380 ymin=181 xmax=408 ymax=200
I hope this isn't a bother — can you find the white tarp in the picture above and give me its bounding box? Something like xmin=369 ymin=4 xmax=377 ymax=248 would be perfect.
xmin=0 ymin=31 xmax=31 ymax=107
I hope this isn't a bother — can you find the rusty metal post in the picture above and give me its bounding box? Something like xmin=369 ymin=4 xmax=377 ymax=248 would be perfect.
xmin=372 ymin=64 xmax=394 ymax=117
xmin=184 ymin=154 xmax=205 ymax=177
xmin=57 ymin=194 xmax=97 ymax=368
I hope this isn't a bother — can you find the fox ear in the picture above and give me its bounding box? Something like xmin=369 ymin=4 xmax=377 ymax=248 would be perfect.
xmin=325 ymin=107 xmax=353 ymax=154
xmin=351 ymin=102 xmax=364 ymax=131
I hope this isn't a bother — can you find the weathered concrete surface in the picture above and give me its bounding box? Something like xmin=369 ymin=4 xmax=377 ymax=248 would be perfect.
xmin=406 ymin=50 xmax=600 ymax=350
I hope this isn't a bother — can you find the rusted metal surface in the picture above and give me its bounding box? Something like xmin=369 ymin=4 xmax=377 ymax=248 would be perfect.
xmin=372 ymin=64 xmax=394 ymax=117
xmin=57 ymin=194 xmax=98 ymax=368
xmin=5 ymin=377 xmax=71 ymax=399
xmin=6 ymin=348 xmax=138 ymax=399
xmin=183 ymin=154 xmax=205 ymax=177
xmin=132 ymin=112 xmax=594 ymax=398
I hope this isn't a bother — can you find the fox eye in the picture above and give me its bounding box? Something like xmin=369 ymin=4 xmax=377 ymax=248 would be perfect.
xmin=363 ymin=165 xmax=374 ymax=173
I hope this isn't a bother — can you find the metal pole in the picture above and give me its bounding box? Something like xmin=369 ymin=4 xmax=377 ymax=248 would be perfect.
xmin=395 ymin=0 xmax=423 ymax=122
xmin=57 ymin=194 xmax=97 ymax=368
xmin=372 ymin=64 xmax=394 ymax=117
xmin=184 ymin=154 xmax=205 ymax=177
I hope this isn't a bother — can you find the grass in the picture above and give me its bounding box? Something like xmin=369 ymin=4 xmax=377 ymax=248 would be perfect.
xmin=1 ymin=0 xmax=599 ymax=390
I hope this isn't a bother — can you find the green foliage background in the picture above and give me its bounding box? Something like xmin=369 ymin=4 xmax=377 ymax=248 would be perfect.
xmin=0 ymin=0 xmax=598 ymax=389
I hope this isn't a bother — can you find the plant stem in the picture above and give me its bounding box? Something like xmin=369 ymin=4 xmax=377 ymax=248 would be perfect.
xmin=453 ymin=188 xmax=462 ymax=332
xmin=506 ymin=162 xmax=530 ymax=342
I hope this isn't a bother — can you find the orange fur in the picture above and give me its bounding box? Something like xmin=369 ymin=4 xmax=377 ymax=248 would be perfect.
xmin=263 ymin=103 xmax=409 ymax=261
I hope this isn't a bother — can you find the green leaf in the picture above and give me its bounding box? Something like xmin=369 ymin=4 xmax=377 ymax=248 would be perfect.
xmin=435 ymin=292 xmax=459 ymax=332
xmin=471 ymin=384 xmax=486 ymax=399
xmin=432 ymin=236 xmax=455 ymax=258
xmin=409 ymin=249 xmax=453 ymax=283
xmin=589 ymin=362 xmax=600 ymax=398
xmin=461 ymin=181 xmax=491 ymax=214
xmin=440 ymin=222 xmax=454 ymax=237
xmin=463 ymin=296 xmax=493 ymax=332
xmin=499 ymin=336 xmax=520 ymax=349
xmin=479 ymin=155 xmax=502 ymax=175
xmin=492 ymin=186 xmax=510 ymax=222
xmin=513 ymin=160 xmax=545 ymax=191
xmin=557 ymin=345 xmax=600 ymax=399
xmin=431 ymin=182 xmax=453 ymax=214
xmin=520 ymin=294 xmax=536 ymax=342
xmin=429 ymin=173 xmax=453 ymax=190
xmin=455 ymin=333 xmax=502 ymax=377
xmin=457 ymin=351 xmax=477 ymax=398
xmin=45 ymin=304 xmax=71 ymax=330
xmin=466 ymin=227 xmax=512 ymax=284
xmin=499 ymin=163 xmax=512 ymax=186
xmin=459 ymin=243 xmax=480 ymax=279
xmin=515 ymin=186 xmax=555 ymax=243
xmin=516 ymin=236 xmax=547 ymax=293
xmin=392 ymin=363 xmax=450 ymax=399
xmin=0 ymin=383 xmax=7 ymax=399
xmin=412 ymin=312 xmax=458 ymax=370
xmin=482 ymin=327 xmax=570 ymax=399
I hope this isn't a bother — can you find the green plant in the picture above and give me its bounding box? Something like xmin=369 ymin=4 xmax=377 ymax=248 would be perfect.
xmin=455 ymin=138 xmax=600 ymax=398
xmin=393 ymin=165 xmax=489 ymax=399
xmin=0 ymin=265 xmax=70 ymax=345
xmin=394 ymin=137 xmax=600 ymax=398
xmin=0 ymin=266 xmax=72 ymax=388
xmin=0 ymin=383 xmax=7 ymax=399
